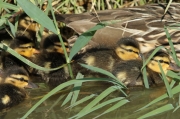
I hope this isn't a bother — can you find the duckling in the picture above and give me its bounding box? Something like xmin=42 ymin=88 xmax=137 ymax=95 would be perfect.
xmin=1 ymin=35 xmax=39 ymax=73
xmin=0 ymin=66 xmax=37 ymax=110
xmin=112 ymin=49 xmax=180 ymax=87
xmin=145 ymin=50 xmax=180 ymax=85
xmin=33 ymin=34 xmax=70 ymax=88
xmin=55 ymin=3 xmax=180 ymax=57
xmin=75 ymin=37 xmax=141 ymax=76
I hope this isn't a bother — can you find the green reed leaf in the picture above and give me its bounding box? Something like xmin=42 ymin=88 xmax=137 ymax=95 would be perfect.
xmin=136 ymin=84 xmax=180 ymax=112
xmin=17 ymin=0 xmax=57 ymax=34
xmin=70 ymin=86 xmax=120 ymax=119
xmin=138 ymin=104 xmax=174 ymax=119
xmin=94 ymin=99 xmax=129 ymax=119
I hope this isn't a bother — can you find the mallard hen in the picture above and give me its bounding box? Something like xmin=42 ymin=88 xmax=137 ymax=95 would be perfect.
xmin=54 ymin=3 xmax=180 ymax=56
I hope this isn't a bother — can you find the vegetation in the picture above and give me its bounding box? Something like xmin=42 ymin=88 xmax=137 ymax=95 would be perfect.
xmin=1 ymin=0 xmax=180 ymax=119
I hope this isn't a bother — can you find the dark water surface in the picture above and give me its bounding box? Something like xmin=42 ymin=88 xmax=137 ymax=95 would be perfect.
xmin=1 ymin=82 xmax=180 ymax=119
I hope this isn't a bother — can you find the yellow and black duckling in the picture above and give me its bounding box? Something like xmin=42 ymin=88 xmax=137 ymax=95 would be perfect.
xmin=75 ymin=37 xmax=141 ymax=76
xmin=0 ymin=66 xmax=37 ymax=110
xmin=145 ymin=50 xmax=180 ymax=85
xmin=1 ymin=35 xmax=39 ymax=72
xmin=112 ymin=49 xmax=180 ymax=87
xmin=33 ymin=34 xmax=70 ymax=88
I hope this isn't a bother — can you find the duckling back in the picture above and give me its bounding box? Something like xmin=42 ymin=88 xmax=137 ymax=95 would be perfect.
xmin=112 ymin=60 xmax=144 ymax=87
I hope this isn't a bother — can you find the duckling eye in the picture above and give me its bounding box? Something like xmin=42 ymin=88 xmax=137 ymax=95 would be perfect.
xmin=19 ymin=77 xmax=25 ymax=81
xmin=20 ymin=46 xmax=34 ymax=49
xmin=27 ymin=46 xmax=32 ymax=49
xmin=152 ymin=59 xmax=169 ymax=64
xmin=9 ymin=76 xmax=28 ymax=82
xmin=127 ymin=49 xmax=133 ymax=52
xmin=159 ymin=60 xmax=164 ymax=63
xmin=54 ymin=44 xmax=61 ymax=47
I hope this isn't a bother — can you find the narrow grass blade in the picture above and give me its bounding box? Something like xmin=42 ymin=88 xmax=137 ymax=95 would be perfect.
xmin=79 ymin=63 xmax=126 ymax=88
xmin=173 ymin=93 xmax=180 ymax=112
xmin=70 ymin=86 xmax=120 ymax=118
xmin=138 ymin=104 xmax=174 ymax=119
xmin=48 ymin=94 xmax=65 ymax=111
xmin=61 ymin=73 xmax=83 ymax=106
xmin=163 ymin=1 xmax=172 ymax=16
xmin=166 ymin=70 xmax=180 ymax=80
xmin=158 ymin=62 xmax=173 ymax=98
xmin=0 ymin=1 xmax=19 ymax=11
xmin=17 ymin=0 xmax=57 ymax=34
xmin=164 ymin=26 xmax=180 ymax=65
xmin=141 ymin=46 xmax=164 ymax=70
xmin=93 ymin=99 xmax=129 ymax=119
xmin=7 ymin=20 xmax=15 ymax=37
xmin=66 ymin=94 xmax=96 ymax=109
xmin=61 ymin=89 xmax=73 ymax=107
xmin=142 ymin=57 xmax=149 ymax=88
xmin=77 ymin=77 xmax=127 ymax=97
xmin=71 ymin=73 xmax=84 ymax=104
xmin=136 ymin=85 xmax=180 ymax=112
xmin=21 ymin=79 xmax=92 ymax=119
xmin=173 ymin=105 xmax=180 ymax=113
xmin=69 ymin=22 xmax=106 ymax=61
xmin=170 ymin=80 xmax=176 ymax=88
xmin=74 ymin=97 xmax=127 ymax=119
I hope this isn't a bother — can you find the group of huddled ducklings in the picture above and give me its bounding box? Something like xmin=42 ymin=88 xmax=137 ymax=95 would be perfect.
xmin=1 ymin=14 xmax=180 ymax=111
xmin=0 ymin=35 xmax=39 ymax=110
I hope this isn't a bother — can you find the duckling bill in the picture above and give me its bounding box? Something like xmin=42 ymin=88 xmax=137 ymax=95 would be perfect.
xmin=1 ymin=36 xmax=39 ymax=73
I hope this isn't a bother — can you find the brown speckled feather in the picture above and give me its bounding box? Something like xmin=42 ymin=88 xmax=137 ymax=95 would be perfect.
xmin=55 ymin=3 xmax=180 ymax=56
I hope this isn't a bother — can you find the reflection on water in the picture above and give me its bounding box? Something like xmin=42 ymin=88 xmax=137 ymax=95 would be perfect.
xmin=1 ymin=81 xmax=180 ymax=119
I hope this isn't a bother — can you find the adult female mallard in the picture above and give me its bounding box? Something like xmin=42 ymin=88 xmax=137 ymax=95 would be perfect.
xmin=54 ymin=3 xmax=180 ymax=56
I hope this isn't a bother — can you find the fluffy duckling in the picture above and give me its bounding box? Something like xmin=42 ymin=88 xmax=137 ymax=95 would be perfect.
xmin=0 ymin=66 xmax=37 ymax=110
xmin=34 ymin=34 xmax=70 ymax=88
xmin=75 ymin=37 xmax=141 ymax=75
xmin=145 ymin=50 xmax=180 ymax=85
xmin=1 ymin=35 xmax=39 ymax=72
xmin=112 ymin=50 xmax=180 ymax=87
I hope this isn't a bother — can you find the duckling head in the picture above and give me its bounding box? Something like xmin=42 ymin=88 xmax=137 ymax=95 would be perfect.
xmin=41 ymin=34 xmax=69 ymax=54
xmin=2 ymin=66 xmax=38 ymax=89
xmin=115 ymin=37 xmax=141 ymax=60
xmin=18 ymin=13 xmax=39 ymax=33
xmin=146 ymin=50 xmax=180 ymax=74
xmin=10 ymin=36 xmax=39 ymax=58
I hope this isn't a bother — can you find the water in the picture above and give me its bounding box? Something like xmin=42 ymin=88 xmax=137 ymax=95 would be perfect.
xmin=1 ymin=82 xmax=180 ymax=119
